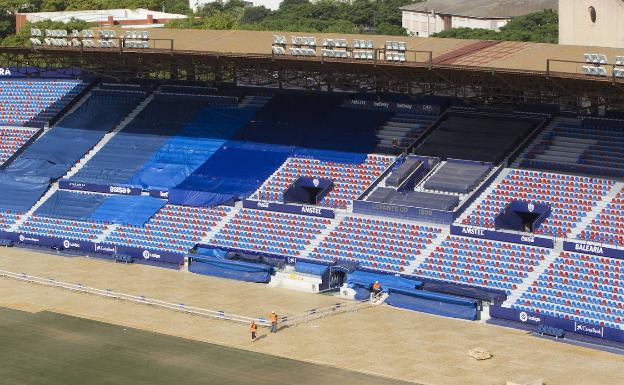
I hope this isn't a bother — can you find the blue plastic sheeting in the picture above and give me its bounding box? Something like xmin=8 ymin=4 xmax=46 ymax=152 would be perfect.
xmin=91 ymin=195 xmax=166 ymax=226
xmin=127 ymin=106 xmax=258 ymax=190
xmin=233 ymin=94 xmax=392 ymax=155
xmin=4 ymin=128 xmax=104 ymax=179
xmin=386 ymin=288 xmax=478 ymax=320
xmin=195 ymin=247 xmax=228 ymax=258
xmin=226 ymin=251 xmax=286 ymax=269
xmin=169 ymin=142 xmax=292 ymax=206
xmin=0 ymin=174 xmax=49 ymax=211
xmin=3 ymin=90 xmax=144 ymax=180
xmin=353 ymin=286 xmax=372 ymax=301
xmin=189 ymin=257 xmax=272 ymax=283
xmin=72 ymin=94 xmax=217 ymax=185
xmin=35 ymin=191 xmax=107 ymax=221
xmin=347 ymin=270 xmax=421 ymax=291
xmin=295 ymin=261 xmax=330 ymax=276
xmin=420 ymin=279 xmax=507 ymax=303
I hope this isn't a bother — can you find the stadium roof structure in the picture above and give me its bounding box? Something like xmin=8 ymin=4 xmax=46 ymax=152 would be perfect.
xmin=3 ymin=28 xmax=624 ymax=109
xmin=399 ymin=0 xmax=558 ymax=19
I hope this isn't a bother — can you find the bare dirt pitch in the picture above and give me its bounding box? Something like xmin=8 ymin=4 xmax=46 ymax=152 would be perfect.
xmin=0 ymin=247 xmax=623 ymax=385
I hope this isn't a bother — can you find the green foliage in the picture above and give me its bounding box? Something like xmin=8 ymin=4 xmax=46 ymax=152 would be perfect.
xmin=432 ymin=10 xmax=558 ymax=43
xmin=2 ymin=18 xmax=96 ymax=46
xmin=168 ymin=0 xmax=412 ymax=35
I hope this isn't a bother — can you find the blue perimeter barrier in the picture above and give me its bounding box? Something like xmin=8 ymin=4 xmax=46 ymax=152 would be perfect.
xmin=490 ymin=305 xmax=624 ymax=344
xmin=1 ymin=231 xmax=183 ymax=266
xmin=386 ymin=288 xmax=479 ymax=320
xmin=189 ymin=256 xmax=273 ymax=283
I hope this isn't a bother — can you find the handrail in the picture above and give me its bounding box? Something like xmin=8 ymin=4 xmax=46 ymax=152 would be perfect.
xmin=0 ymin=268 xmax=373 ymax=329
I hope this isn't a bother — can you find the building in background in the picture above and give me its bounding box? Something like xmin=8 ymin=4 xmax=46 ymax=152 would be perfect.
xmin=16 ymin=9 xmax=187 ymax=32
xmin=559 ymin=0 xmax=624 ymax=48
xmin=400 ymin=0 xmax=558 ymax=37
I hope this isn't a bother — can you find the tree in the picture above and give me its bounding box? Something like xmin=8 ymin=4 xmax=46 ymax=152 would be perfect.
xmin=241 ymin=6 xmax=270 ymax=24
xmin=432 ymin=10 xmax=558 ymax=43
xmin=279 ymin=0 xmax=309 ymax=9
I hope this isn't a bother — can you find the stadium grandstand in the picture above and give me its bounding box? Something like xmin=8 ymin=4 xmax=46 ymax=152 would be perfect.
xmin=1 ymin=25 xmax=624 ymax=383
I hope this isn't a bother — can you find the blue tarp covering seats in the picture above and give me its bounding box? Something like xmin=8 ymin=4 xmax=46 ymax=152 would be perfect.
xmin=35 ymin=190 xmax=107 ymax=221
xmin=2 ymin=89 xmax=144 ymax=181
xmin=72 ymin=94 xmax=221 ymax=185
xmin=233 ymin=94 xmax=392 ymax=156
xmin=91 ymin=195 xmax=166 ymax=226
xmin=127 ymin=106 xmax=259 ymax=190
xmin=295 ymin=261 xmax=330 ymax=276
xmin=347 ymin=270 xmax=421 ymax=292
xmin=385 ymin=288 xmax=479 ymax=320
xmin=189 ymin=257 xmax=273 ymax=283
xmin=424 ymin=161 xmax=491 ymax=194
xmin=0 ymin=174 xmax=49 ymax=211
xmin=169 ymin=142 xmax=292 ymax=206
xmin=415 ymin=111 xmax=541 ymax=164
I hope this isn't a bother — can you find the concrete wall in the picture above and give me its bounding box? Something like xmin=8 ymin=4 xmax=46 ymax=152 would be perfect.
xmin=559 ymin=0 xmax=624 ymax=48
xmin=402 ymin=11 xmax=510 ymax=37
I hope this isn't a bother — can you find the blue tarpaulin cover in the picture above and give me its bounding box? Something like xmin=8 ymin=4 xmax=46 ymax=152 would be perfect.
xmin=91 ymin=195 xmax=166 ymax=226
xmin=128 ymin=106 xmax=257 ymax=190
xmin=195 ymin=247 xmax=228 ymax=258
xmin=347 ymin=270 xmax=422 ymax=291
xmin=5 ymin=90 xmax=144 ymax=180
xmin=295 ymin=261 xmax=330 ymax=276
xmin=386 ymin=288 xmax=478 ymax=320
xmin=169 ymin=142 xmax=292 ymax=206
xmin=0 ymin=174 xmax=49 ymax=211
xmin=189 ymin=257 xmax=272 ymax=283
xmin=35 ymin=190 xmax=107 ymax=221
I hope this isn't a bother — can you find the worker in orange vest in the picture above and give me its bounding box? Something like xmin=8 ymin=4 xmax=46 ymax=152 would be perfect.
xmin=372 ymin=280 xmax=382 ymax=300
xmin=250 ymin=320 xmax=258 ymax=342
xmin=270 ymin=311 xmax=278 ymax=333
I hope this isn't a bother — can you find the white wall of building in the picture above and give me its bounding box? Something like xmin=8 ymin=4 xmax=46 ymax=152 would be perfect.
xmin=559 ymin=0 xmax=624 ymax=48
xmin=402 ymin=11 xmax=444 ymax=37
xmin=402 ymin=11 xmax=510 ymax=37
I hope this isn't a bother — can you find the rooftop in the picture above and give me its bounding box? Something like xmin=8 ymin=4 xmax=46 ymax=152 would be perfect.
xmin=399 ymin=0 xmax=558 ymax=19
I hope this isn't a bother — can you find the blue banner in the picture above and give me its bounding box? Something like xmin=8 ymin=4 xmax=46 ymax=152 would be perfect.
xmin=450 ymin=225 xmax=554 ymax=248
xmin=149 ymin=189 xmax=169 ymax=199
xmin=489 ymin=305 xmax=624 ymax=343
xmin=14 ymin=232 xmax=95 ymax=251
xmin=111 ymin=245 xmax=184 ymax=265
xmin=352 ymin=200 xmax=454 ymax=224
xmin=11 ymin=231 xmax=182 ymax=265
xmin=59 ymin=180 xmax=142 ymax=196
xmin=0 ymin=66 xmax=82 ymax=78
xmin=242 ymin=199 xmax=335 ymax=219
xmin=563 ymin=240 xmax=624 ymax=260
xmin=342 ymin=100 xmax=440 ymax=115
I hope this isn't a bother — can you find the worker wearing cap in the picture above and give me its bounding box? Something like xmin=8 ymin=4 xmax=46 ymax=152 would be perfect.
xmin=371 ymin=280 xmax=382 ymax=300
xmin=250 ymin=320 xmax=258 ymax=342
xmin=270 ymin=311 xmax=278 ymax=333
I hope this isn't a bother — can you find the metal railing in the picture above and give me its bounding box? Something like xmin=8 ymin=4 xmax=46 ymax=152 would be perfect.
xmin=0 ymin=269 xmax=271 ymax=327
xmin=0 ymin=268 xmax=374 ymax=329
